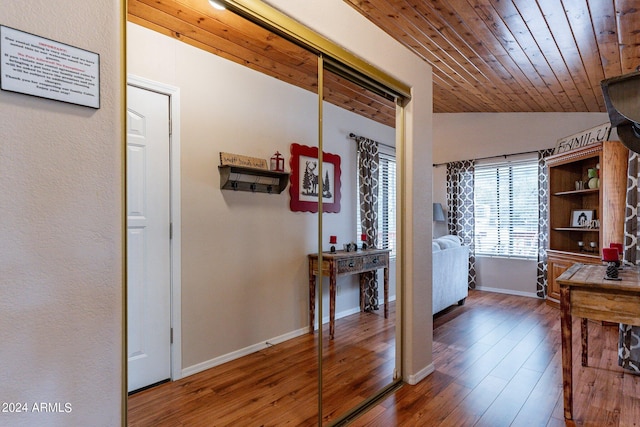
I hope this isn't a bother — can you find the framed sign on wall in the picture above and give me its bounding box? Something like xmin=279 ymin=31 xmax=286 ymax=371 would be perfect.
xmin=0 ymin=25 xmax=100 ymax=109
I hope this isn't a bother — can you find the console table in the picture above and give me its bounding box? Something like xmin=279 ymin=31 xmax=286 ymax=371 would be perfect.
xmin=557 ymin=263 xmax=640 ymax=420
xmin=308 ymin=249 xmax=390 ymax=339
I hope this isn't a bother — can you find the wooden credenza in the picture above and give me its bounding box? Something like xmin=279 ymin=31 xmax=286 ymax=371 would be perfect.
xmin=546 ymin=250 xmax=599 ymax=307
xmin=308 ymin=249 xmax=390 ymax=339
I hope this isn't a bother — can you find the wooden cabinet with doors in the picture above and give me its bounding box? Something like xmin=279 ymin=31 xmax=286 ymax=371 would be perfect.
xmin=546 ymin=141 xmax=628 ymax=307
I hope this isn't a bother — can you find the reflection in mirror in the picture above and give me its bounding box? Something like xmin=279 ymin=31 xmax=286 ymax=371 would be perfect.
xmin=319 ymin=66 xmax=398 ymax=424
xmin=125 ymin=0 xmax=400 ymax=425
xmin=127 ymin=1 xmax=320 ymax=424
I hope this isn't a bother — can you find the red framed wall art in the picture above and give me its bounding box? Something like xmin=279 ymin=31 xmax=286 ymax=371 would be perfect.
xmin=289 ymin=143 xmax=341 ymax=213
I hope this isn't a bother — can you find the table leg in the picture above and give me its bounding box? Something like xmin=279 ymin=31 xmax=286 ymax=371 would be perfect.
xmin=560 ymin=286 xmax=573 ymax=420
xmin=359 ymin=273 xmax=365 ymax=313
xmin=384 ymin=266 xmax=389 ymax=319
xmin=581 ymin=318 xmax=588 ymax=367
xmin=309 ymin=270 xmax=315 ymax=335
xmin=329 ymin=267 xmax=336 ymax=339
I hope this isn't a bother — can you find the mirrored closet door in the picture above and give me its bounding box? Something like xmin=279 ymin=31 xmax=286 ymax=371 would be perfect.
xmin=126 ymin=0 xmax=406 ymax=424
xmin=318 ymin=64 xmax=400 ymax=424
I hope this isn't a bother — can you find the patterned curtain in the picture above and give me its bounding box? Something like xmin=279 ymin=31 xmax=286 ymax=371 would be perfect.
xmin=537 ymin=148 xmax=555 ymax=298
xmin=446 ymin=161 xmax=476 ymax=288
xmin=357 ymin=136 xmax=379 ymax=311
xmin=620 ymin=151 xmax=640 ymax=372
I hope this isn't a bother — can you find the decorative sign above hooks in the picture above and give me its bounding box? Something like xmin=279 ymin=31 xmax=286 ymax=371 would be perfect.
xmin=219 ymin=152 xmax=268 ymax=170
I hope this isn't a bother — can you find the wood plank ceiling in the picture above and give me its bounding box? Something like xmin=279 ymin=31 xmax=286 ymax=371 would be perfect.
xmin=128 ymin=0 xmax=397 ymax=127
xmin=128 ymin=0 xmax=640 ymax=125
xmin=347 ymin=0 xmax=640 ymax=113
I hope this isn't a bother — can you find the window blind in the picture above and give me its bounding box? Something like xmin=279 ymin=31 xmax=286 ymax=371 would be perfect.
xmin=357 ymin=152 xmax=396 ymax=257
xmin=474 ymin=159 xmax=538 ymax=259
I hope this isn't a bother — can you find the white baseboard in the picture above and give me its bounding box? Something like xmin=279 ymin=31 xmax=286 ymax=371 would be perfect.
xmin=316 ymin=297 xmax=396 ymax=328
xmin=181 ymin=326 xmax=308 ymax=378
xmin=406 ymin=362 xmax=435 ymax=385
xmin=475 ymin=285 xmax=539 ymax=299
xmin=181 ymin=299 xmax=397 ymax=379
xmin=317 ymin=306 xmax=360 ymax=328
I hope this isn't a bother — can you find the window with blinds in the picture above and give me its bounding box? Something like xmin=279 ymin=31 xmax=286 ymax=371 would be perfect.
xmin=474 ymin=159 xmax=538 ymax=259
xmin=357 ymin=152 xmax=397 ymax=257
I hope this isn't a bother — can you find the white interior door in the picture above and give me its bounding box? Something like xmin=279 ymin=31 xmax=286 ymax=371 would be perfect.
xmin=127 ymin=84 xmax=172 ymax=392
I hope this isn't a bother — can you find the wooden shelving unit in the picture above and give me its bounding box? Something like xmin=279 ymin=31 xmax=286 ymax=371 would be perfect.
xmin=546 ymin=141 xmax=628 ymax=306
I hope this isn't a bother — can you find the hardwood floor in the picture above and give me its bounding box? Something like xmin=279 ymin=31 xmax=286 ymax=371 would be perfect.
xmin=128 ymin=301 xmax=396 ymax=426
xmin=352 ymin=290 xmax=640 ymax=427
xmin=128 ymin=291 xmax=640 ymax=426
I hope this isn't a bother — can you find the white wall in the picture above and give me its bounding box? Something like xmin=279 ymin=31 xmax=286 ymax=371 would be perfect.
xmin=0 ymin=1 xmax=123 ymax=426
xmin=432 ymin=112 xmax=610 ymax=296
xmin=128 ymin=22 xmax=398 ymax=370
xmin=433 ymin=112 xmax=611 ymax=164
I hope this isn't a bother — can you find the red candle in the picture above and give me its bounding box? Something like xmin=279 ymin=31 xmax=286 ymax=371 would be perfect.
xmin=361 ymin=233 xmax=367 ymax=242
xmin=602 ymin=247 xmax=618 ymax=262
xmin=610 ymin=243 xmax=623 ymax=255
xmin=329 ymin=235 xmax=337 ymax=244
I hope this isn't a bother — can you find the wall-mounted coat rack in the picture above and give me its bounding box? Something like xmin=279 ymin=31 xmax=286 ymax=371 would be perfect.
xmin=218 ymin=165 xmax=289 ymax=194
